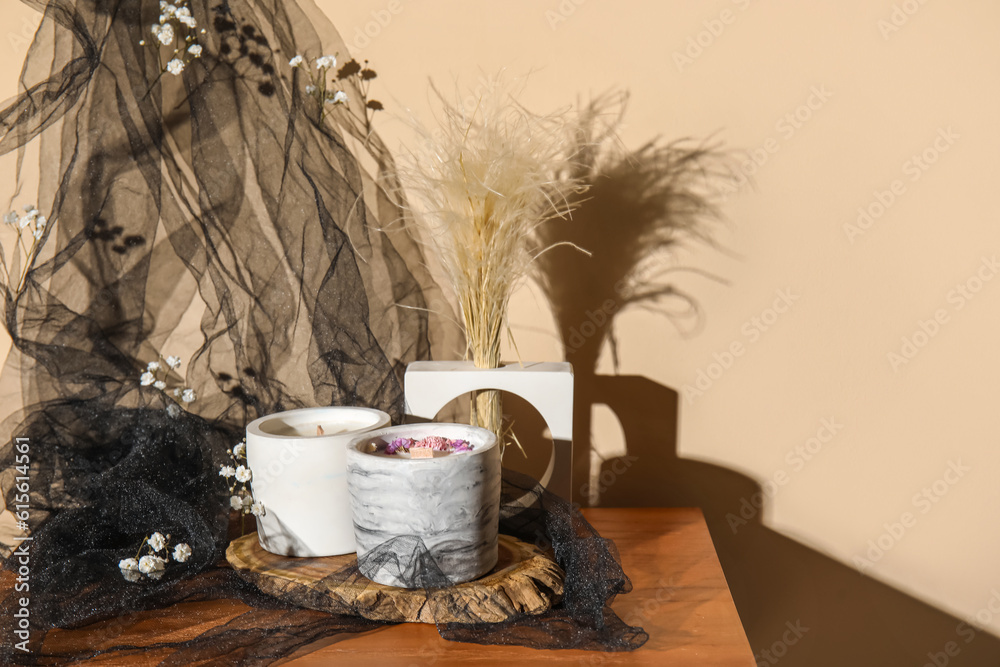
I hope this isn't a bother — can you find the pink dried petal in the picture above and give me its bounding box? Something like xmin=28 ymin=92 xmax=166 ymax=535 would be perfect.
xmin=385 ymin=437 xmax=412 ymax=455
xmin=450 ymin=439 xmax=472 ymax=452
xmin=415 ymin=436 xmax=451 ymax=451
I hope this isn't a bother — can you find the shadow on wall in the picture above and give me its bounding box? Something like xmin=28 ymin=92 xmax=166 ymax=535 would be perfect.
xmin=504 ymin=102 xmax=1000 ymax=666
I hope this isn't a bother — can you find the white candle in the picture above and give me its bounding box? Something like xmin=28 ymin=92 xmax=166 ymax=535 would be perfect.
xmin=245 ymin=406 xmax=391 ymax=557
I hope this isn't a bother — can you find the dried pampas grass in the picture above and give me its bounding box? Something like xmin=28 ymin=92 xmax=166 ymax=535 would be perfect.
xmin=397 ymin=76 xmax=583 ymax=436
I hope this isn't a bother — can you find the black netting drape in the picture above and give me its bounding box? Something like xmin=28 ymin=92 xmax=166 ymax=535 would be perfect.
xmin=0 ymin=1 xmax=644 ymax=663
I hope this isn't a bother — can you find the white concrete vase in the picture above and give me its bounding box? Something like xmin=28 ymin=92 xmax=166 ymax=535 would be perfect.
xmin=346 ymin=423 xmax=501 ymax=588
xmin=404 ymin=360 xmax=574 ymax=500
xmin=245 ymin=406 xmax=391 ymax=557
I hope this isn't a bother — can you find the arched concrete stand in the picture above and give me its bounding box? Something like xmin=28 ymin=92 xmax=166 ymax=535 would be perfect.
xmin=403 ymin=360 xmax=574 ymax=502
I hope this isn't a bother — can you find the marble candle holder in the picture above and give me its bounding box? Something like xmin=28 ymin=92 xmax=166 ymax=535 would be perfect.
xmin=246 ymin=406 xmax=391 ymax=557
xmin=346 ymin=423 xmax=501 ymax=588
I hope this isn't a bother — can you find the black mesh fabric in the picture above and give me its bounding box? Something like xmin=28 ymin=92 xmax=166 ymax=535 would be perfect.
xmin=0 ymin=0 xmax=645 ymax=662
xmin=436 ymin=470 xmax=648 ymax=652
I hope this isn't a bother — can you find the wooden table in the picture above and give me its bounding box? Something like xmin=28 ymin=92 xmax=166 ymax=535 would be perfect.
xmin=282 ymin=508 xmax=755 ymax=666
xmin=37 ymin=508 xmax=756 ymax=665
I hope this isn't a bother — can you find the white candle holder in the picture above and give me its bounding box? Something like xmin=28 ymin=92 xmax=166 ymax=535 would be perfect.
xmin=403 ymin=360 xmax=574 ymax=501
xmin=245 ymin=406 xmax=391 ymax=557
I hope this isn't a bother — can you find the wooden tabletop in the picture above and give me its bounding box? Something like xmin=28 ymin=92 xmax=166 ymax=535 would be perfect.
xmin=281 ymin=507 xmax=755 ymax=666
xmin=34 ymin=508 xmax=755 ymax=666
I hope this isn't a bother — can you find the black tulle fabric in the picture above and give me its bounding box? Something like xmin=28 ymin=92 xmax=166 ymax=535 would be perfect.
xmin=0 ymin=1 xmax=644 ymax=662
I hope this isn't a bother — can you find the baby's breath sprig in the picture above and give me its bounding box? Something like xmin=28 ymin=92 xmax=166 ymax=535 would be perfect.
xmin=139 ymin=0 xmax=205 ymax=79
xmin=138 ymin=355 xmax=196 ymax=417
xmin=220 ymin=438 xmax=263 ymax=535
xmin=118 ymin=531 xmax=192 ymax=582
xmin=1 ymin=203 xmax=50 ymax=302
xmin=288 ymin=54 xmax=384 ymax=137
xmin=289 ymin=54 xmax=349 ymax=125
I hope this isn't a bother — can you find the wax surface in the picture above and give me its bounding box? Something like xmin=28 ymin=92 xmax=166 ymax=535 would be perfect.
xmin=259 ymin=420 xmax=365 ymax=437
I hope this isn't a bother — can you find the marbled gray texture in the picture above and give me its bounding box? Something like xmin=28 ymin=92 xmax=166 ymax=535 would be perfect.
xmin=346 ymin=424 xmax=501 ymax=588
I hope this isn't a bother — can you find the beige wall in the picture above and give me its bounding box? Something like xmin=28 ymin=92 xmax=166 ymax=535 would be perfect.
xmin=315 ymin=0 xmax=1000 ymax=642
xmin=2 ymin=0 xmax=998 ymax=660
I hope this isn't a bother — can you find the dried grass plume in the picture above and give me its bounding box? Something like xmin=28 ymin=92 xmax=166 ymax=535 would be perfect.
xmin=397 ymin=76 xmax=583 ymax=436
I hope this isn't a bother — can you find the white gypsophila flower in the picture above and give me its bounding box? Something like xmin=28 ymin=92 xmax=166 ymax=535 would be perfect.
xmin=147 ymin=570 xmax=164 ymax=581
xmin=23 ymin=204 xmax=36 ymax=212
xmin=187 ymin=44 xmax=202 ymax=57
xmin=232 ymin=441 xmax=245 ymax=457
xmin=234 ymin=465 xmax=251 ymax=483
xmin=18 ymin=215 xmax=32 ymax=229
xmin=122 ymin=568 xmax=142 ymax=582
xmin=175 ymin=6 xmax=191 ymax=19
xmin=139 ymin=371 xmax=156 ymax=386
xmin=148 ymin=532 xmax=167 ymax=552
xmin=160 ymin=0 xmax=167 ymax=9
xmin=166 ymin=403 xmax=181 ymax=418
xmin=219 ymin=465 xmax=236 ymax=478
xmin=288 ymin=55 xmax=304 ymax=68
xmin=315 ymin=55 xmax=336 ymax=70
xmin=242 ymin=495 xmax=253 ymax=512
xmin=153 ymin=380 xmax=167 ymax=390
xmin=33 ymin=227 xmax=43 ymax=240
xmin=119 ymin=557 xmax=139 ymax=571
xmin=173 ymin=387 xmax=182 ymax=397
xmin=250 ymin=501 xmax=265 ymax=517
xmin=35 ymin=215 xmax=46 ymax=228
xmin=166 ymin=58 xmax=185 ymax=75
xmin=165 ymin=4 xmax=177 ymax=15
xmin=157 ymin=22 xmax=174 ymax=45
xmin=138 ymin=554 xmax=166 ymax=574
xmin=179 ymin=15 xmax=197 ymax=28
xmin=330 ymin=90 xmax=348 ymax=105
xmin=165 ymin=355 xmax=181 ymax=369
xmin=3 ymin=212 xmax=16 ymax=225
xmin=173 ymin=543 xmax=192 ymax=563
xmin=181 ymin=388 xmax=196 ymax=403
xmin=304 ymin=85 xmax=316 ymax=95
xmin=229 ymin=495 xmax=243 ymax=511
xmin=147 ymin=360 xmax=161 ymax=371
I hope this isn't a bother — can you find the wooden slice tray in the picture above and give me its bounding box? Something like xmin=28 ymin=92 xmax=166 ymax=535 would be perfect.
xmin=226 ymin=533 xmax=564 ymax=624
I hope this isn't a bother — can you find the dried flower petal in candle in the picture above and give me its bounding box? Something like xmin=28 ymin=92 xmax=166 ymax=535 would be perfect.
xmin=385 ymin=437 xmax=412 ymax=455
xmin=382 ymin=436 xmax=475 ymax=456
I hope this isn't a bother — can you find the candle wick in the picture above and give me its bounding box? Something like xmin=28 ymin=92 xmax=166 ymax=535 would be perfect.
xmin=317 ymin=425 xmax=325 ymax=435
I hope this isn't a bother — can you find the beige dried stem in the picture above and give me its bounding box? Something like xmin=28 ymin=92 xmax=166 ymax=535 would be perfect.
xmin=397 ymin=77 xmax=583 ymax=438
